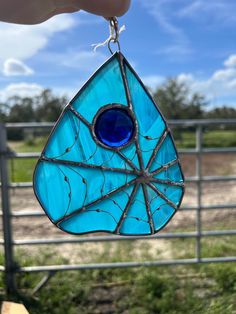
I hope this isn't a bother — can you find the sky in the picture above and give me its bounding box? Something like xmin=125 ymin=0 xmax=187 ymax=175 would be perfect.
xmin=0 ymin=0 xmax=236 ymax=108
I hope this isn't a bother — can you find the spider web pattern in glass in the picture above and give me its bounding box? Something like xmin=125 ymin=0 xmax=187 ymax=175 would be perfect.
xmin=33 ymin=52 xmax=185 ymax=236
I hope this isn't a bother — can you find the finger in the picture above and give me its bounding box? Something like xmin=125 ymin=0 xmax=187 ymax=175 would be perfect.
xmin=74 ymin=0 xmax=131 ymax=17
xmin=50 ymin=6 xmax=80 ymax=17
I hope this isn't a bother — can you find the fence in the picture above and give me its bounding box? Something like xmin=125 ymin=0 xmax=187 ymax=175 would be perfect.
xmin=0 ymin=120 xmax=236 ymax=295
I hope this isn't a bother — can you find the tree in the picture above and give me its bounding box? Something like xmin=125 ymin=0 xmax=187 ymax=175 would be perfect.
xmin=2 ymin=89 xmax=67 ymax=140
xmin=35 ymin=89 xmax=67 ymax=122
xmin=7 ymin=96 xmax=35 ymax=122
xmin=153 ymin=79 xmax=207 ymax=119
xmin=0 ymin=103 xmax=8 ymax=122
xmin=205 ymin=106 xmax=236 ymax=119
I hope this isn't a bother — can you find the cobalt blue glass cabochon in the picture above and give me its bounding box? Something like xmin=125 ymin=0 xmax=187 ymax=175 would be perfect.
xmin=33 ymin=52 xmax=185 ymax=236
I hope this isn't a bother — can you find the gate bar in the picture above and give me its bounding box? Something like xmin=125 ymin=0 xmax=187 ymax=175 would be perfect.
xmin=0 ymin=123 xmax=17 ymax=294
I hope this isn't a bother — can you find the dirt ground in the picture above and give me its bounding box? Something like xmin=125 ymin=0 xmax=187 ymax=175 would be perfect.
xmin=0 ymin=153 xmax=236 ymax=262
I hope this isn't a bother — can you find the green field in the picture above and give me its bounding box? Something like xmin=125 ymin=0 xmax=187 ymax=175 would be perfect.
xmin=8 ymin=137 xmax=46 ymax=183
xmin=0 ymin=236 xmax=235 ymax=314
xmin=173 ymin=129 xmax=236 ymax=148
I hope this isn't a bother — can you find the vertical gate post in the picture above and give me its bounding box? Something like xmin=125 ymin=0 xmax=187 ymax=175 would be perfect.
xmin=196 ymin=125 xmax=203 ymax=261
xmin=0 ymin=123 xmax=17 ymax=294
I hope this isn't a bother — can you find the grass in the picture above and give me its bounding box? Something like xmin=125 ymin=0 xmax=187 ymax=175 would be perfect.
xmin=0 ymin=236 xmax=235 ymax=314
xmin=173 ymin=129 xmax=236 ymax=148
xmin=8 ymin=137 xmax=46 ymax=183
xmin=170 ymin=236 xmax=236 ymax=260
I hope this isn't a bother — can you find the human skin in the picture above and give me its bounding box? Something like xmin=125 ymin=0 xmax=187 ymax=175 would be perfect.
xmin=0 ymin=0 xmax=131 ymax=24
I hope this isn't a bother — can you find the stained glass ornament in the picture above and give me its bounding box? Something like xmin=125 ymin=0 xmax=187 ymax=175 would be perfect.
xmin=33 ymin=20 xmax=185 ymax=236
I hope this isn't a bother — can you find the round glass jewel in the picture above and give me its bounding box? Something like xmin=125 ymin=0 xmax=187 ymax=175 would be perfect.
xmin=94 ymin=107 xmax=135 ymax=148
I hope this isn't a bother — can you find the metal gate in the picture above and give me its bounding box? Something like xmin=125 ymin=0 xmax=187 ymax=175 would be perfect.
xmin=0 ymin=120 xmax=236 ymax=295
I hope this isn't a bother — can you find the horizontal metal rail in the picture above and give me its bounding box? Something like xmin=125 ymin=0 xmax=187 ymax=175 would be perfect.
xmin=0 ymin=229 xmax=235 ymax=247
xmin=168 ymin=119 xmax=236 ymax=126
xmin=6 ymin=147 xmax=236 ymax=160
xmin=8 ymin=152 xmax=41 ymax=159
xmin=6 ymin=122 xmax=54 ymax=129
xmin=5 ymin=119 xmax=236 ymax=129
xmin=2 ymin=174 xmax=236 ymax=190
xmin=186 ymin=175 xmax=236 ymax=182
xmin=0 ymin=257 xmax=235 ymax=273
xmin=0 ymin=203 xmax=235 ymax=220
xmin=179 ymin=147 xmax=236 ymax=154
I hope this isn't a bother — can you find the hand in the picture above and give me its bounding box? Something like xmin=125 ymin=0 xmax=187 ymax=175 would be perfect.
xmin=0 ymin=0 xmax=131 ymax=25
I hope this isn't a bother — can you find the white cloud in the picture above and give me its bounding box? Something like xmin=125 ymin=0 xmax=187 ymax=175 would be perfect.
xmin=212 ymin=68 xmax=236 ymax=81
xmin=0 ymin=82 xmax=81 ymax=102
xmin=3 ymin=58 xmax=34 ymax=76
xmin=138 ymin=53 xmax=236 ymax=106
xmin=224 ymin=54 xmax=236 ymax=68
xmin=176 ymin=54 xmax=236 ymax=106
xmin=142 ymin=75 xmax=165 ymax=90
xmin=0 ymin=15 xmax=75 ymax=66
xmin=0 ymin=83 xmax=43 ymax=101
xmin=228 ymin=79 xmax=236 ymax=90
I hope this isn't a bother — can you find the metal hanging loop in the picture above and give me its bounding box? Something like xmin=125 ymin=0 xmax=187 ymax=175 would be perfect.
xmin=108 ymin=17 xmax=121 ymax=54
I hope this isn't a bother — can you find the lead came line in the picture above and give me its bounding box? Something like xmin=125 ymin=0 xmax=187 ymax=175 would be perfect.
xmin=135 ymin=140 xmax=145 ymax=171
xmin=55 ymin=178 xmax=138 ymax=225
xmin=142 ymin=184 xmax=155 ymax=234
xmin=115 ymin=183 xmax=139 ymax=234
xmin=117 ymin=151 xmax=139 ymax=171
xmin=118 ymin=53 xmax=145 ymax=171
xmin=68 ymin=105 xmax=92 ymax=130
xmin=41 ymin=156 xmax=137 ymax=175
xmin=146 ymin=130 xmax=169 ymax=171
xmin=151 ymin=159 xmax=179 ymax=176
xmin=147 ymin=182 xmax=178 ymax=210
xmin=151 ymin=178 xmax=185 ymax=187
xmin=118 ymin=53 xmax=133 ymax=110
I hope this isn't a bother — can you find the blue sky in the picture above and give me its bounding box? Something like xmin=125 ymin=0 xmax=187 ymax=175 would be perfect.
xmin=0 ymin=0 xmax=236 ymax=108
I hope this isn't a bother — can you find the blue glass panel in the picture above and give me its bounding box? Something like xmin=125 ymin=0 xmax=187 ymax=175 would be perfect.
xmin=59 ymin=186 xmax=134 ymax=234
xmin=34 ymin=160 xmax=136 ymax=222
xmin=34 ymin=161 xmax=71 ymax=222
xmin=120 ymin=143 xmax=140 ymax=169
xmin=147 ymin=186 xmax=175 ymax=231
xmin=71 ymin=56 xmax=128 ymax=123
xmin=152 ymin=203 xmax=175 ymax=232
xmin=124 ymin=61 xmax=166 ymax=168
xmin=149 ymin=134 xmax=177 ymax=172
xmin=152 ymin=182 xmax=184 ymax=205
xmin=154 ymin=163 xmax=184 ymax=182
xmin=44 ymin=109 xmax=133 ymax=170
xmin=119 ymin=185 xmax=151 ymax=235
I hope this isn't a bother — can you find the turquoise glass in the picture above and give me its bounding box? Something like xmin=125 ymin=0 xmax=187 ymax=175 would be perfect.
xmin=33 ymin=52 xmax=184 ymax=235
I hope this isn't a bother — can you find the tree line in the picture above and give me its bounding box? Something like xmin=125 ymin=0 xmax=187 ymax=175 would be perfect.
xmin=0 ymin=89 xmax=67 ymax=124
xmin=0 ymin=79 xmax=236 ymax=139
xmin=153 ymin=79 xmax=236 ymax=120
